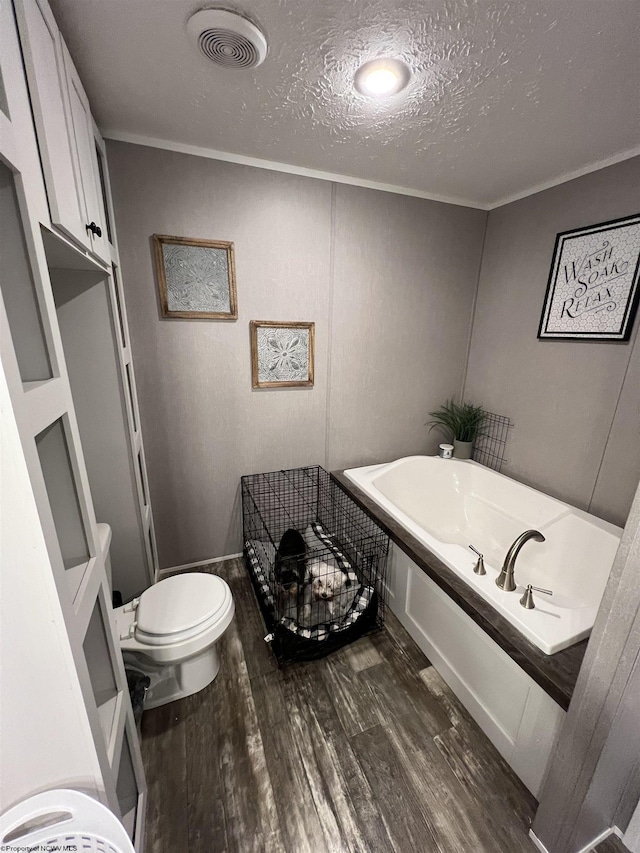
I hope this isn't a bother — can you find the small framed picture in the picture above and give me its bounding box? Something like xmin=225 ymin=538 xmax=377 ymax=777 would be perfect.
xmin=538 ymin=213 xmax=640 ymax=341
xmin=250 ymin=321 xmax=315 ymax=388
xmin=153 ymin=234 xmax=237 ymax=319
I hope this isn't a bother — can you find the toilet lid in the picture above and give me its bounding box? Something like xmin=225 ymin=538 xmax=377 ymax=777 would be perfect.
xmin=136 ymin=574 xmax=230 ymax=638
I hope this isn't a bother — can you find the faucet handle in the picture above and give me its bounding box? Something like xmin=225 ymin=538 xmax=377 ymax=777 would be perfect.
xmin=520 ymin=584 xmax=553 ymax=609
xmin=468 ymin=544 xmax=486 ymax=575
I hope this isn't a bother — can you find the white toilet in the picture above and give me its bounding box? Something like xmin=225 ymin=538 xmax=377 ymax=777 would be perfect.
xmin=98 ymin=523 xmax=235 ymax=709
xmin=114 ymin=570 xmax=235 ymax=710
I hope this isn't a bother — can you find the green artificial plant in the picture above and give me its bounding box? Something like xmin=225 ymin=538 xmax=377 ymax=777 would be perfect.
xmin=427 ymin=399 xmax=486 ymax=443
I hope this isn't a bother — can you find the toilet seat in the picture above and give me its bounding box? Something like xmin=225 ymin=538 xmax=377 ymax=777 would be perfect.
xmin=132 ymin=574 xmax=233 ymax=647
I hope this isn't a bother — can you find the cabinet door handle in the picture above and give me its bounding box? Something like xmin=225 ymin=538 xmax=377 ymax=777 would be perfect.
xmin=86 ymin=221 xmax=102 ymax=238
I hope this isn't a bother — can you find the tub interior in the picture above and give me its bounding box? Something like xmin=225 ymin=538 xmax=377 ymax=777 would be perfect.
xmin=347 ymin=456 xmax=623 ymax=653
xmin=371 ymin=457 xmax=619 ymax=609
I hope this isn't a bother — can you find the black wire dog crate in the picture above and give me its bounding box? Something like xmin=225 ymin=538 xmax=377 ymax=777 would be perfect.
xmin=241 ymin=465 xmax=389 ymax=664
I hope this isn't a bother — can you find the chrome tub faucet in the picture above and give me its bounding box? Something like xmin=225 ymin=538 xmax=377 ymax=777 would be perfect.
xmin=496 ymin=529 xmax=546 ymax=592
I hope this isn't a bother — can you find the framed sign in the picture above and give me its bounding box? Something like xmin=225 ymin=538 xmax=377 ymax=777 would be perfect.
xmin=538 ymin=213 xmax=640 ymax=341
xmin=153 ymin=234 xmax=237 ymax=319
xmin=250 ymin=321 xmax=315 ymax=388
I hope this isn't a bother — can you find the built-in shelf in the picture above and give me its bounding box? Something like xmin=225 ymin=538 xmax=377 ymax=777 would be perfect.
xmin=40 ymin=224 xmax=107 ymax=273
xmin=83 ymin=593 xmax=121 ymax=752
xmin=137 ymin=451 xmax=148 ymax=507
xmin=125 ymin=363 xmax=137 ymax=433
xmin=0 ymin=161 xmax=53 ymax=383
xmin=22 ymin=376 xmax=66 ymax=436
xmin=2 ymin=3 xmax=149 ymax=847
xmin=36 ymin=417 xmax=91 ymax=583
xmin=0 ymin=66 xmax=9 ymax=119
xmin=51 ymin=266 xmax=152 ymax=601
xmin=147 ymin=526 xmax=156 ymax=572
xmin=22 ymin=378 xmax=53 ymax=393
xmin=96 ymin=693 xmax=119 ymax=747
xmin=111 ymin=264 xmax=127 ymax=348
xmin=117 ymin=729 xmax=139 ymax=840
xmin=64 ymin=559 xmax=90 ymax=602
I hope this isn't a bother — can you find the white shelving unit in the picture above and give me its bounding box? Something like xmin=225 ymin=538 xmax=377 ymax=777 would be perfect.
xmin=0 ymin=1 xmax=158 ymax=848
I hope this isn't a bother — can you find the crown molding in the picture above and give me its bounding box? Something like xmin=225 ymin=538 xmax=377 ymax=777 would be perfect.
xmin=487 ymin=146 xmax=640 ymax=209
xmin=101 ymin=130 xmax=488 ymax=210
xmin=102 ymin=130 xmax=640 ymax=212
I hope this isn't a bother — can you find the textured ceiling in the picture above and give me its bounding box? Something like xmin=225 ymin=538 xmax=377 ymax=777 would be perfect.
xmin=51 ymin=0 xmax=640 ymax=207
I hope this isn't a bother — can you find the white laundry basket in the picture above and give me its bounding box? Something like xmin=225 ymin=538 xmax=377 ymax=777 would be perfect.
xmin=0 ymin=789 xmax=135 ymax=852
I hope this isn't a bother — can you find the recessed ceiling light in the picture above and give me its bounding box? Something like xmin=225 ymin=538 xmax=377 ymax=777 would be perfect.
xmin=354 ymin=58 xmax=411 ymax=97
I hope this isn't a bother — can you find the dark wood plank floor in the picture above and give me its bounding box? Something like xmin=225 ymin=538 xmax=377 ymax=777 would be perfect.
xmin=141 ymin=558 xmax=538 ymax=853
xmin=595 ymin=835 xmax=632 ymax=853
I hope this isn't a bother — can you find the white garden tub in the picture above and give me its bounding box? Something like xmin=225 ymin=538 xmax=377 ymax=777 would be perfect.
xmin=345 ymin=456 xmax=622 ymax=654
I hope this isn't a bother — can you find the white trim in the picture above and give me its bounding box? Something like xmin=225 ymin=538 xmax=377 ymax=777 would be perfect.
xmin=158 ymin=553 xmax=243 ymax=577
xmin=488 ymin=146 xmax=640 ymax=209
xmin=102 ymin=130 xmax=640 ymax=213
xmin=101 ymin=129 xmax=487 ymax=210
xmin=529 ymin=830 xmax=550 ymax=853
xmin=529 ymin=827 xmax=615 ymax=853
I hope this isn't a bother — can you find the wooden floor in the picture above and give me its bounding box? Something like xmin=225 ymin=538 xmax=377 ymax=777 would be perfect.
xmin=595 ymin=836 xmax=632 ymax=853
xmin=141 ymin=558 xmax=538 ymax=853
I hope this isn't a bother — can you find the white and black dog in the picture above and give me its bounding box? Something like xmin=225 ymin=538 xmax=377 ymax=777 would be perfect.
xmin=276 ymin=527 xmax=354 ymax=626
xmin=275 ymin=528 xmax=309 ymax=616
xmin=303 ymin=557 xmax=350 ymax=623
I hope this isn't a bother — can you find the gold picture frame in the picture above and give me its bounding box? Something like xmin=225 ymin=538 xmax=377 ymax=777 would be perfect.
xmin=153 ymin=234 xmax=237 ymax=319
xmin=250 ymin=321 xmax=315 ymax=388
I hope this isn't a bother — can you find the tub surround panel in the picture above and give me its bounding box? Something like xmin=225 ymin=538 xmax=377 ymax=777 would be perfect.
xmin=107 ymin=140 xmax=487 ymax=568
xmin=332 ymin=471 xmax=586 ymax=710
xmin=465 ymin=156 xmax=640 ymax=528
xmin=328 ymin=184 xmax=486 ymax=471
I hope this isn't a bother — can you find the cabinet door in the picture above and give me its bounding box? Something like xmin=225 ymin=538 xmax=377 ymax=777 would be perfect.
xmin=13 ymin=0 xmax=88 ymax=249
xmin=0 ymin=0 xmax=48 ymax=223
xmin=62 ymin=43 xmax=110 ymax=264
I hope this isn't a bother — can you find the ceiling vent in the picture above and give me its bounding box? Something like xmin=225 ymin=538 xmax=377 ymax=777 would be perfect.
xmin=187 ymin=9 xmax=267 ymax=69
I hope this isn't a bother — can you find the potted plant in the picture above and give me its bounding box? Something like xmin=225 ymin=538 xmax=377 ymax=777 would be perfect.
xmin=427 ymin=399 xmax=486 ymax=459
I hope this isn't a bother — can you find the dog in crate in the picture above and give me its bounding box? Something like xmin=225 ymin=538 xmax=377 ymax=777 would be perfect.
xmin=275 ymin=528 xmax=309 ymax=616
xmin=305 ymin=556 xmax=351 ymax=622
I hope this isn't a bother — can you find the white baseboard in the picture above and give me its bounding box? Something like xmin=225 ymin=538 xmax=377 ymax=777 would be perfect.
xmin=158 ymin=553 xmax=243 ymax=577
xmin=529 ymin=830 xmax=549 ymax=853
xmin=529 ymin=827 xmax=615 ymax=853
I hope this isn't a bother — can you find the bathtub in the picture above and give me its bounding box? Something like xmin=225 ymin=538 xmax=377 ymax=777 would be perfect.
xmin=344 ymin=456 xmax=622 ymax=655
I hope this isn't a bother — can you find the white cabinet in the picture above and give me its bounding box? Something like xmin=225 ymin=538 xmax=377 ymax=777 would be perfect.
xmin=13 ymin=0 xmax=110 ymax=264
xmin=1 ymin=2 xmax=150 ymax=848
xmin=12 ymin=0 xmax=83 ymax=244
xmin=61 ymin=41 xmax=111 ymax=263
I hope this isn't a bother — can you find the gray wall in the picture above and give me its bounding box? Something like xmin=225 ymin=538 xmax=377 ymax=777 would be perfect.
xmin=465 ymin=157 xmax=640 ymax=528
xmin=328 ymin=185 xmax=484 ymax=470
xmin=106 ymin=141 xmax=486 ymax=567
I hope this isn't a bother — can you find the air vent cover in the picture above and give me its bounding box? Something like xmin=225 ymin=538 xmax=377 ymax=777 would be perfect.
xmin=187 ymin=9 xmax=267 ymax=69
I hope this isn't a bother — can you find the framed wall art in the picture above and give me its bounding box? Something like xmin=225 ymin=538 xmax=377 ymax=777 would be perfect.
xmin=153 ymin=234 xmax=237 ymax=319
xmin=538 ymin=213 xmax=640 ymax=341
xmin=250 ymin=321 xmax=315 ymax=388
